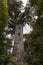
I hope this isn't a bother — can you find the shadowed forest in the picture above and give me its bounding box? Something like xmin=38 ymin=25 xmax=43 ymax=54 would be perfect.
xmin=0 ymin=0 xmax=43 ymax=65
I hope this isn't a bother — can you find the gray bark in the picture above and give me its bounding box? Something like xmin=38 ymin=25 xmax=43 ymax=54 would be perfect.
xmin=13 ymin=23 xmax=24 ymax=61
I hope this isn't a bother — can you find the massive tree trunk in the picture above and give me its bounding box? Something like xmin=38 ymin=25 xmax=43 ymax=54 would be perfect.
xmin=13 ymin=23 xmax=24 ymax=61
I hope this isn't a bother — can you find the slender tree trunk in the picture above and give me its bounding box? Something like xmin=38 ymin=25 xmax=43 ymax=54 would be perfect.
xmin=13 ymin=23 xmax=24 ymax=61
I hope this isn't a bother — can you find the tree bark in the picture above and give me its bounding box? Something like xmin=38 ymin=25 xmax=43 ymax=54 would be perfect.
xmin=13 ymin=23 xmax=24 ymax=61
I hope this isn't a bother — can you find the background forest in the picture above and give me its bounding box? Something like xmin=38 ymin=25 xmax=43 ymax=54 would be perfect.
xmin=0 ymin=0 xmax=43 ymax=65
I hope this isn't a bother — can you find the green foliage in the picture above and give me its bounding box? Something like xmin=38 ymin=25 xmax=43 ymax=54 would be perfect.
xmin=24 ymin=0 xmax=43 ymax=65
xmin=0 ymin=0 xmax=8 ymax=33
xmin=30 ymin=0 xmax=38 ymax=6
xmin=7 ymin=56 xmax=28 ymax=65
xmin=0 ymin=0 xmax=12 ymax=65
